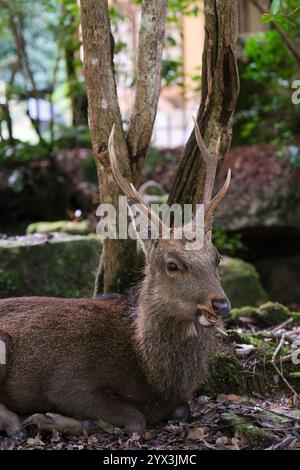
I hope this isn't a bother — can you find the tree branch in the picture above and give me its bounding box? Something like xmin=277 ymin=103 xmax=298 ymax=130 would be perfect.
xmin=127 ymin=0 xmax=167 ymax=183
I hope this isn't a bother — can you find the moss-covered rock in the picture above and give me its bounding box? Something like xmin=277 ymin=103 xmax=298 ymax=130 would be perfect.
xmin=219 ymin=257 xmax=268 ymax=308
xmin=220 ymin=413 xmax=270 ymax=446
xmin=27 ymin=220 xmax=92 ymax=236
xmin=231 ymin=302 xmax=300 ymax=326
xmin=0 ymin=235 xmax=100 ymax=298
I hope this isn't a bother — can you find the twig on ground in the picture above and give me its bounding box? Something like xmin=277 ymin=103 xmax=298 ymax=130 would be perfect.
xmin=270 ymin=318 xmax=293 ymax=333
xmin=253 ymin=331 xmax=295 ymax=343
xmin=271 ymin=333 xmax=300 ymax=401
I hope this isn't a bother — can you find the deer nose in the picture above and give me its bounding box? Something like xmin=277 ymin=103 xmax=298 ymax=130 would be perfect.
xmin=212 ymin=298 xmax=231 ymax=315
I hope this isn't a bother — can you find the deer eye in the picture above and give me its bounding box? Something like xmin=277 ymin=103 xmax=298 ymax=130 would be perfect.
xmin=166 ymin=261 xmax=179 ymax=272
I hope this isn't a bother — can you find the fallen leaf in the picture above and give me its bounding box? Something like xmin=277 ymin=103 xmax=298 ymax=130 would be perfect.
xmin=216 ymin=436 xmax=229 ymax=446
xmin=26 ymin=436 xmax=45 ymax=446
xmin=228 ymin=394 xmax=241 ymax=402
xmin=186 ymin=427 xmax=207 ymax=440
xmin=217 ymin=393 xmax=229 ymax=403
xmin=235 ymin=343 xmax=256 ymax=356
xmin=231 ymin=437 xmax=240 ymax=450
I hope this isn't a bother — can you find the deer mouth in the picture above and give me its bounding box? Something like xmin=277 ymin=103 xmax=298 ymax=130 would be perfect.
xmin=197 ymin=306 xmax=218 ymax=328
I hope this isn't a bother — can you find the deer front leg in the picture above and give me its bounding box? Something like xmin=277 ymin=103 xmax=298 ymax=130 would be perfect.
xmin=49 ymin=387 xmax=146 ymax=434
xmin=23 ymin=412 xmax=125 ymax=436
xmin=0 ymin=403 xmax=24 ymax=437
xmin=23 ymin=413 xmax=96 ymax=436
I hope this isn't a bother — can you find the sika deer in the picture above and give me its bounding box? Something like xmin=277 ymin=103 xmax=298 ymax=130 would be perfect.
xmin=0 ymin=120 xmax=231 ymax=436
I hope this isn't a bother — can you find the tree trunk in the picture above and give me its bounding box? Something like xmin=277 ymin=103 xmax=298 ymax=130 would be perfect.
xmin=80 ymin=0 xmax=167 ymax=294
xmin=168 ymin=0 xmax=240 ymax=210
xmin=8 ymin=13 xmax=44 ymax=144
xmin=63 ymin=2 xmax=88 ymax=127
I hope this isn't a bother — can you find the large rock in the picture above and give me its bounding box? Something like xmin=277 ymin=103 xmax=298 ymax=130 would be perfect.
xmin=27 ymin=220 xmax=92 ymax=236
xmin=0 ymin=236 xmax=266 ymax=306
xmin=255 ymin=254 xmax=300 ymax=304
xmin=0 ymin=234 xmax=100 ymax=298
xmin=219 ymin=257 xmax=268 ymax=308
xmin=215 ymin=144 xmax=300 ymax=232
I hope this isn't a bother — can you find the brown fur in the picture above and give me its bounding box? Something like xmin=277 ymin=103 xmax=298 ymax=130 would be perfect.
xmin=0 ymin=237 xmax=228 ymax=434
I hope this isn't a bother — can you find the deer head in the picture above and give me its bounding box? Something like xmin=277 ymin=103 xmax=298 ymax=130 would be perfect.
xmin=108 ymin=121 xmax=231 ymax=329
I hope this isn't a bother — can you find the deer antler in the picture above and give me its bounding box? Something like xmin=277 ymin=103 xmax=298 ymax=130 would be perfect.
xmin=192 ymin=117 xmax=231 ymax=227
xmin=108 ymin=125 xmax=164 ymax=236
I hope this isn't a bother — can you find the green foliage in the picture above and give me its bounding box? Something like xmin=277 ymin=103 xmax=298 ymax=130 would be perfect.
xmin=262 ymin=0 xmax=300 ymax=35
xmin=0 ymin=140 xmax=49 ymax=167
xmin=213 ymin=229 xmax=245 ymax=256
xmin=54 ymin=124 xmax=91 ymax=149
xmin=81 ymin=154 xmax=98 ymax=183
xmin=233 ymin=31 xmax=299 ymax=145
xmin=162 ymin=59 xmax=183 ymax=87
xmin=243 ymin=31 xmax=295 ymax=83
xmin=167 ymin=0 xmax=201 ymax=22
xmin=270 ymin=0 xmax=281 ymax=16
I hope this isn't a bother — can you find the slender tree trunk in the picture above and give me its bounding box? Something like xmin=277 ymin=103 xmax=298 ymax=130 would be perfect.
xmin=8 ymin=12 xmax=45 ymax=144
xmin=63 ymin=9 xmax=88 ymax=128
xmin=80 ymin=0 xmax=167 ymax=294
xmin=65 ymin=45 xmax=88 ymax=127
xmin=0 ymin=104 xmax=13 ymax=141
xmin=168 ymin=0 xmax=240 ymax=210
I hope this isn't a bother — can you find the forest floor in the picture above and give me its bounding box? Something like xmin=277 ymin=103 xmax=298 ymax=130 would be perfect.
xmin=0 ymin=392 xmax=300 ymax=450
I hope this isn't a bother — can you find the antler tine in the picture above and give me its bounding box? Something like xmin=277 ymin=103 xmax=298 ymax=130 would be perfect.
xmin=204 ymin=168 xmax=231 ymax=225
xmin=108 ymin=125 xmax=163 ymax=234
xmin=192 ymin=116 xmax=218 ymax=208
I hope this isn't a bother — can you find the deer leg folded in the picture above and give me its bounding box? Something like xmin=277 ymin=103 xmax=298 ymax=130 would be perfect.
xmin=48 ymin=388 xmax=146 ymax=434
xmin=0 ymin=403 xmax=23 ymax=437
xmin=78 ymin=390 xmax=146 ymax=433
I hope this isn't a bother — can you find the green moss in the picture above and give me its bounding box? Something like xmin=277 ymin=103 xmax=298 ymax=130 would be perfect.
xmin=289 ymin=372 xmax=300 ymax=379
xmin=201 ymin=351 xmax=252 ymax=395
xmin=219 ymin=257 xmax=268 ymax=308
xmin=0 ymin=235 xmax=101 ymax=298
xmin=27 ymin=220 xmax=92 ymax=236
xmin=231 ymin=302 xmax=300 ymax=326
xmin=220 ymin=413 xmax=270 ymax=446
xmin=227 ymin=329 xmax=290 ymax=359
xmin=0 ymin=268 xmax=23 ymax=297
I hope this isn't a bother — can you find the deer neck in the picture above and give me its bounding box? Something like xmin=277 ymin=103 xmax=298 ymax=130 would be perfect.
xmin=134 ymin=274 xmax=215 ymax=400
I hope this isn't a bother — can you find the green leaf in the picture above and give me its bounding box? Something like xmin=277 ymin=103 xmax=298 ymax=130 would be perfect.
xmin=261 ymin=14 xmax=272 ymax=24
xmin=270 ymin=0 xmax=281 ymax=15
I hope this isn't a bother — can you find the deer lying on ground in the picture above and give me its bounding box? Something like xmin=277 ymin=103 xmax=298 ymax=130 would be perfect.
xmin=0 ymin=120 xmax=231 ymax=437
